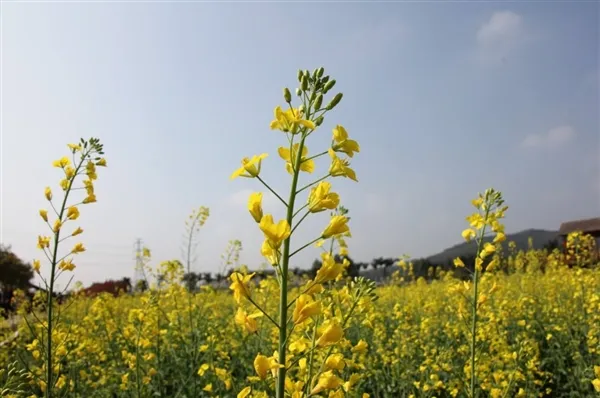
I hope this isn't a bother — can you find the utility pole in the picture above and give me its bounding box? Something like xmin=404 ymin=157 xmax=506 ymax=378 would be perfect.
xmin=133 ymin=238 xmax=147 ymax=291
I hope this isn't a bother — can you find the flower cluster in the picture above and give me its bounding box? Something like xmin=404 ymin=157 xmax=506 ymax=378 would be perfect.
xmin=229 ymin=67 xmax=372 ymax=397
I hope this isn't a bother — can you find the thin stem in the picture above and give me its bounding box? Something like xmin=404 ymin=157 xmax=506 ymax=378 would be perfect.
xmin=293 ymin=203 xmax=309 ymax=219
xmin=291 ymin=210 xmax=311 ymax=235
xmin=304 ymin=315 xmax=320 ymax=395
xmin=290 ymin=238 xmax=321 ymax=258
xmin=45 ymin=151 xmax=89 ymax=398
xmin=304 ymin=150 xmax=328 ymax=162
xmin=246 ymin=296 xmax=280 ymax=329
xmin=469 ymin=206 xmax=490 ymax=398
xmin=257 ymin=176 xmax=288 ymax=208
xmin=276 ymin=133 xmax=306 ymax=398
xmin=296 ymin=174 xmax=330 ymax=195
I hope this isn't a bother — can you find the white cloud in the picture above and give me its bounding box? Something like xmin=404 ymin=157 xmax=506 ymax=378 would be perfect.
xmin=476 ymin=11 xmax=524 ymax=65
xmin=521 ymin=125 xmax=576 ymax=149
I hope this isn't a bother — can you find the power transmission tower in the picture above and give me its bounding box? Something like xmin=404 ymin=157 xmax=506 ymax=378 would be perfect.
xmin=133 ymin=238 xmax=147 ymax=290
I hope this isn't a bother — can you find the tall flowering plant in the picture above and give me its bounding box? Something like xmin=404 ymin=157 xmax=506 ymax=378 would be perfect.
xmin=230 ymin=68 xmax=375 ymax=397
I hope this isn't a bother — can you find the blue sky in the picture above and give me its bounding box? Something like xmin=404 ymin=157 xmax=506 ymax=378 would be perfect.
xmin=2 ymin=1 xmax=598 ymax=288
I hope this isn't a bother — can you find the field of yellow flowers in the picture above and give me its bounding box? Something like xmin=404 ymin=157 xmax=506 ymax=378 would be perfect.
xmin=1 ymin=68 xmax=599 ymax=398
xmin=2 ymin=255 xmax=599 ymax=397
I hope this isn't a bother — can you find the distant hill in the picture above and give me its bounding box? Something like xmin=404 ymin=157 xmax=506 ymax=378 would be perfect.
xmin=358 ymin=229 xmax=560 ymax=282
xmin=426 ymin=228 xmax=560 ymax=266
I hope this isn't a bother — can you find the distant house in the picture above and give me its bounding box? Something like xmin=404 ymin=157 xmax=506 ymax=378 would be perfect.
xmin=558 ymin=217 xmax=600 ymax=250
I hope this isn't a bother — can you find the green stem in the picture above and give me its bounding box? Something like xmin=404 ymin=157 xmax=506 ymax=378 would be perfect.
xmin=293 ymin=203 xmax=309 ymax=219
xmin=257 ymin=176 xmax=288 ymax=208
xmin=276 ymin=134 xmax=307 ymax=398
xmin=304 ymin=150 xmax=328 ymax=162
xmin=290 ymin=238 xmax=321 ymax=258
xmin=470 ymin=208 xmax=490 ymax=398
xmin=296 ymin=174 xmax=329 ymax=195
xmin=246 ymin=296 xmax=280 ymax=328
xmin=45 ymin=154 xmax=88 ymax=398
xmin=291 ymin=210 xmax=311 ymax=235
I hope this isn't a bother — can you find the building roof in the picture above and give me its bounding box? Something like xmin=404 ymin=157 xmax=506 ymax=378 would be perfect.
xmin=558 ymin=217 xmax=600 ymax=236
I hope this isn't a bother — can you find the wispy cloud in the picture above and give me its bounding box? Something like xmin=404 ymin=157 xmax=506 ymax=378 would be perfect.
xmin=520 ymin=125 xmax=576 ymax=149
xmin=475 ymin=10 xmax=525 ymax=65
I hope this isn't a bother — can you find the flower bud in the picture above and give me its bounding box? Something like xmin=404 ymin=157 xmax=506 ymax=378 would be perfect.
xmin=296 ymin=88 xmax=302 ymax=96
xmin=283 ymin=88 xmax=292 ymax=103
xmin=317 ymin=67 xmax=324 ymax=78
xmin=301 ymin=75 xmax=309 ymax=91
xmin=323 ymin=79 xmax=336 ymax=94
xmin=310 ymin=91 xmax=317 ymax=103
xmin=299 ymin=104 xmax=306 ymax=113
xmin=326 ymin=93 xmax=343 ymax=110
xmin=315 ymin=116 xmax=324 ymax=126
xmin=297 ymin=69 xmax=303 ymax=82
xmin=322 ymin=75 xmax=330 ymax=84
xmin=312 ymin=68 xmax=320 ymax=79
xmin=314 ymin=94 xmax=323 ymax=110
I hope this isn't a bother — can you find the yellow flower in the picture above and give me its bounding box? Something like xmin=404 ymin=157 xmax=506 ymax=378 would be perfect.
xmin=58 ymin=259 xmax=75 ymax=271
xmin=453 ymin=257 xmax=465 ymax=268
xmin=351 ymin=339 xmax=368 ymax=353
xmin=292 ymin=294 xmax=321 ymax=325
xmin=52 ymin=156 xmax=70 ymax=168
xmin=237 ymin=387 xmax=252 ymax=398
xmin=39 ymin=209 xmax=48 ymax=222
xmin=83 ymin=193 xmax=97 ymax=204
xmin=32 ymin=259 xmax=41 ymax=272
xmin=197 ymin=364 xmax=209 ymax=377
xmin=322 ymin=215 xmax=349 ymax=238
xmin=311 ymin=371 xmax=342 ymax=394
xmin=44 ymin=187 xmax=52 ymax=201
xmin=37 ymin=235 xmax=51 ymax=249
xmin=308 ymin=181 xmax=340 ymax=213
xmin=593 ymin=378 xmax=600 ymax=392
xmin=248 ymin=192 xmax=263 ymax=223
xmin=471 ymin=197 xmax=484 ymax=208
xmin=234 ymin=308 xmax=261 ymax=334
xmin=493 ymin=232 xmax=506 ymax=244
xmin=66 ymin=206 xmax=80 ymax=220
xmin=269 ymin=106 xmax=315 ymax=134
xmin=72 ymin=227 xmax=83 ymax=236
xmin=461 ymin=228 xmax=476 ymax=242
xmin=96 ymin=158 xmax=107 ymax=167
xmin=71 ymin=243 xmax=86 ymax=254
xmin=325 ymin=353 xmax=346 ymax=371
xmin=278 ymin=144 xmax=315 ymax=174
xmin=230 ymin=153 xmax=268 ymax=179
xmin=479 ymin=242 xmax=496 ymax=259
xmin=203 ymin=384 xmax=212 ymax=392
xmin=259 ymin=214 xmax=291 ymax=249
xmin=65 ymin=166 xmax=76 ymax=179
xmin=229 ymin=272 xmax=255 ymax=304
xmin=53 ymin=219 xmax=63 ymax=233
xmin=67 ymin=143 xmax=82 ymax=152
xmin=315 ymin=253 xmax=344 ymax=283
xmin=332 ymin=125 xmax=360 ymax=157
xmin=86 ymin=161 xmax=97 ymax=180
xmin=261 ymin=239 xmax=279 ymax=265
xmin=253 ymin=354 xmax=280 ymax=380
xmin=328 ymin=149 xmax=357 ymax=181
xmin=317 ymin=322 xmax=343 ymax=346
